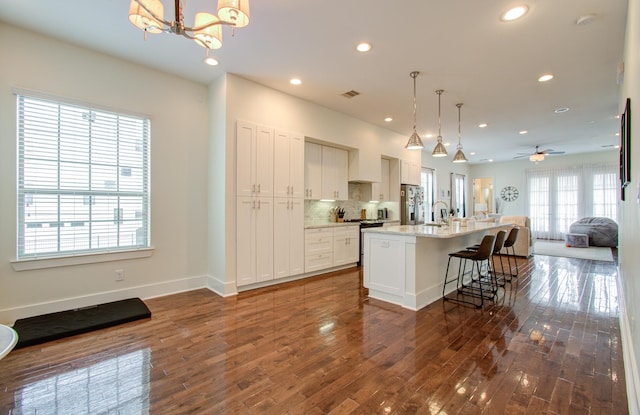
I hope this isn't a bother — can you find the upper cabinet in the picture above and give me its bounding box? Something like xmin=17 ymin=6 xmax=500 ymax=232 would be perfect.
xmin=401 ymin=158 xmax=420 ymax=186
xmin=365 ymin=158 xmax=391 ymax=202
xmin=237 ymin=121 xmax=274 ymax=197
xmin=274 ymin=130 xmax=304 ymax=199
xmin=321 ymin=146 xmax=348 ymax=200
xmin=305 ymin=143 xmax=348 ymax=200
xmin=304 ymin=142 xmax=322 ymax=199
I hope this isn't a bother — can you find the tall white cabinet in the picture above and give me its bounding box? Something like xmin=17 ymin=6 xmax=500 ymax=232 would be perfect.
xmin=236 ymin=121 xmax=305 ymax=287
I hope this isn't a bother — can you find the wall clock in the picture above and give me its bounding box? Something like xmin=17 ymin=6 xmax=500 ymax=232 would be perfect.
xmin=500 ymin=186 xmax=519 ymax=202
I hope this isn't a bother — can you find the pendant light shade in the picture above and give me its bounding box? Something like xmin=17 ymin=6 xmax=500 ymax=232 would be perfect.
xmin=405 ymin=71 xmax=424 ymax=150
xmin=432 ymin=89 xmax=448 ymax=157
xmin=452 ymin=103 xmax=468 ymax=163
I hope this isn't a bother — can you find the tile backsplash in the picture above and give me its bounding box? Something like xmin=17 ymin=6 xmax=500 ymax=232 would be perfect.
xmin=304 ymin=183 xmax=399 ymax=224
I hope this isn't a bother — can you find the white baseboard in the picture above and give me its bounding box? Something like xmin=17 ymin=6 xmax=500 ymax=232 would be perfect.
xmin=0 ymin=275 xmax=226 ymax=326
xmin=618 ymin=267 xmax=640 ymax=415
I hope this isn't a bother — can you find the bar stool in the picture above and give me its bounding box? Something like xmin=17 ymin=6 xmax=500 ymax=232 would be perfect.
xmin=442 ymin=234 xmax=496 ymax=308
xmin=466 ymin=230 xmax=508 ymax=286
xmin=502 ymin=226 xmax=520 ymax=281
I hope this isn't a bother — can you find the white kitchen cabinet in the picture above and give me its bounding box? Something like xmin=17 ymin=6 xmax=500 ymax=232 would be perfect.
xmin=401 ymin=158 xmax=420 ymax=185
xmin=236 ymin=196 xmax=274 ymax=286
xmin=305 ymin=228 xmax=334 ymax=272
xmin=365 ymin=158 xmax=391 ymax=202
xmin=380 ymin=158 xmax=391 ymax=201
xmin=274 ymin=198 xmax=304 ymax=279
xmin=274 ymin=130 xmax=304 ymax=199
xmin=332 ymin=226 xmax=360 ymax=266
xmin=236 ymin=121 xmax=274 ymax=197
xmin=321 ymin=146 xmax=348 ymax=200
xmin=304 ymin=142 xmax=322 ymax=200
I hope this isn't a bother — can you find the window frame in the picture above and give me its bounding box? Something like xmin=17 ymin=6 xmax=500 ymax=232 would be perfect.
xmin=13 ymin=91 xmax=152 ymax=269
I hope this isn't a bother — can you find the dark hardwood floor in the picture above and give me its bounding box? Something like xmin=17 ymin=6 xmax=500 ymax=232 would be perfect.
xmin=0 ymin=253 xmax=628 ymax=414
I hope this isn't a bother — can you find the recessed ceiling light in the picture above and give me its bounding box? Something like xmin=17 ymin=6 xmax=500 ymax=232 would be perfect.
xmin=576 ymin=14 xmax=596 ymax=26
xmin=356 ymin=42 xmax=372 ymax=52
xmin=425 ymin=133 xmax=433 ymax=138
xmin=555 ymin=107 xmax=570 ymax=113
xmin=384 ymin=117 xmax=393 ymax=122
xmin=470 ymin=152 xmax=476 ymax=156
xmin=444 ymin=142 xmax=451 ymax=147
xmin=488 ymin=159 xmax=494 ymax=162
xmin=538 ymin=74 xmax=554 ymax=82
xmin=290 ymin=78 xmax=302 ymax=85
xmin=615 ymin=132 xmax=620 ymax=136
xmin=478 ymin=123 xmax=488 ymax=128
xmin=519 ymin=130 xmax=528 ymax=135
xmin=501 ymin=5 xmax=529 ymax=22
xmin=204 ymin=56 xmax=219 ymax=66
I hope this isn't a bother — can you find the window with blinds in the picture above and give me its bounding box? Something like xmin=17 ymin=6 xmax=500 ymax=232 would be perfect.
xmin=17 ymin=94 xmax=150 ymax=259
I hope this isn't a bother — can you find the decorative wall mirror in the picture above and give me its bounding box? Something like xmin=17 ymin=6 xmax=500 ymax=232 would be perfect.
xmin=472 ymin=178 xmax=493 ymax=214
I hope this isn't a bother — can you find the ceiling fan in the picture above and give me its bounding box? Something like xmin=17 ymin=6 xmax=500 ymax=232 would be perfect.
xmin=513 ymin=145 xmax=565 ymax=162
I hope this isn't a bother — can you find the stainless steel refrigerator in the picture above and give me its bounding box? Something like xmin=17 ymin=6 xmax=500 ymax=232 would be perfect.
xmin=400 ymin=184 xmax=424 ymax=225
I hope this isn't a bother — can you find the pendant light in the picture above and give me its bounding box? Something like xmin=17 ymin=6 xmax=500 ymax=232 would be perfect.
xmin=405 ymin=71 xmax=424 ymax=150
xmin=452 ymin=103 xmax=468 ymax=163
xmin=431 ymin=89 xmax=448 ymax=157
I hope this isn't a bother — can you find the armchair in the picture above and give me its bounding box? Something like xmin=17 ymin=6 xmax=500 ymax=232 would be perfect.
xmin=497 ymin=215 xmax=533 ymax=257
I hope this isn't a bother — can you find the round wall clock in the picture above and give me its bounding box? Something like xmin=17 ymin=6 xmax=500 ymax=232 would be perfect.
xmin=500 ymin=186 xmax=519 ymax=202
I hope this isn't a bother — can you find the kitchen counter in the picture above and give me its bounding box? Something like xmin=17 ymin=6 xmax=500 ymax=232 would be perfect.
xmin=362 ymin=221 xmax=509 ymax=311
xmin=361 ymin=221 xmax=503 ymax=238
xmin=304 ymin=222 xmax=360 ymax=229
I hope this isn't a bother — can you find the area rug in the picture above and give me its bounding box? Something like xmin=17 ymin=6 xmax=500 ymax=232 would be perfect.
xmin=534 ymin=240 xmax=614 ymax=262
xmin=13 ymin=298 xmax=151 ymax=348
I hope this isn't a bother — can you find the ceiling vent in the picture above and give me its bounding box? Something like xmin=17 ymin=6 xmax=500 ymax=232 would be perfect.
xmin=341 ymin=90 xmax=360 ymax=98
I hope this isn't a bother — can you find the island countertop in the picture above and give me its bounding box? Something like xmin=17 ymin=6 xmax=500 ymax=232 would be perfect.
xmin=361 ymin=221 xmax=507 ymax=239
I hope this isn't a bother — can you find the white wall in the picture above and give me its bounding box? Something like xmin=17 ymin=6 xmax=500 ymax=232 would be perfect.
xmin=468 ymin=151 xmax=618 ymax=216
xmin=618 ymin=0 xmax=640 ymax=412
xmin=0 ymin=24 xmax=210 ymax=324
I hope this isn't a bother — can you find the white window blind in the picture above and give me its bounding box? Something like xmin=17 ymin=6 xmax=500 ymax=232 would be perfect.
xmin=17 ymin=94 xmax=150 ymax=259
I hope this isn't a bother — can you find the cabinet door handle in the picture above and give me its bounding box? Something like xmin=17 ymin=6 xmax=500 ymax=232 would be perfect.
xmin=290 ymin=186 xmax=293 ymax=195
xmin=257 ymin=200 xmax=261 ymax=209
xmin=252 ymin=200 xmax=256 ymax=209
xmin=252 ymin=184 xmax=256 ymax=193
xmin=257 ymin=184 xmax=261 ymax=193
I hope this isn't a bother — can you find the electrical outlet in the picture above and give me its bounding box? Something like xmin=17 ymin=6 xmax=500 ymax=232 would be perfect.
xmin=115 ymin=269 xmax=125 ymax=281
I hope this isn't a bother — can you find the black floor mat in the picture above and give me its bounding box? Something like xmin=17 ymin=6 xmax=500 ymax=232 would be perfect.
xmin=13 ymin=298 xmax=151 ymax=348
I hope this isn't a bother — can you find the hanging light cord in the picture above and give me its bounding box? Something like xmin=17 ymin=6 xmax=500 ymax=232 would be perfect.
xmin=457 ymin=103 xmax=463 ymax=147
xmin=411 ymin=72 xmax=419 ymax=132
xmin=437 ymin=90 xmax=443 ymax=138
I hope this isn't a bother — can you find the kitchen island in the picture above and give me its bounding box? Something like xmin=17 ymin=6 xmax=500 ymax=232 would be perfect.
xmin=362 ymin=221 xmax=509 ymax=310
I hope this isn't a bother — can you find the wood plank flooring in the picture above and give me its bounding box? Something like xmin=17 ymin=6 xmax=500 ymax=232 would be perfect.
xmin=0 ymin=253 xmax=628 ymax=414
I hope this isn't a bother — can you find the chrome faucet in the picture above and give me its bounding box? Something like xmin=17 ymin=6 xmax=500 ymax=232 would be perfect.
xmin=432 ymin=200 xmax=449 ymax=225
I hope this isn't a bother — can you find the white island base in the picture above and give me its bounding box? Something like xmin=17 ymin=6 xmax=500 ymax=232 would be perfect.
xmin=362 ymin=222 xmax=509 ymax=311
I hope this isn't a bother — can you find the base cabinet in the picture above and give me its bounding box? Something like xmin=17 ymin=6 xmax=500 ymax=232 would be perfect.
xmin=274 ymin=198 xmax=304 ymax=278
xmin=304 ymin=228 xmax=333 ymax=273
xmin=236 ymin=196 xmax=274 ymax=286
xmin=305 ymin=225 xmax=359 ymax=273
xmin=333 ymin=226 xmax=359 ymax=266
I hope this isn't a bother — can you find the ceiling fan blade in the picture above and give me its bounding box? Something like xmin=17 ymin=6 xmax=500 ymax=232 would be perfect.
xmin=546 ymin=150 xmax=565 ymax=155
xmin=513 ymin=154 xmax=529 ymax=159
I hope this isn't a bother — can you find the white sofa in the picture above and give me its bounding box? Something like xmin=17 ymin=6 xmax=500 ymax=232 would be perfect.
xmin=497 ymin=215 xmax=533 ymax=257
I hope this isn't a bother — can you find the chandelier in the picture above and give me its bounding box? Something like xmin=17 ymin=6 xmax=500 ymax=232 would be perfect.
xmin=128 ymin=0 xmax=250 ymax=51
xmin=405 ymin=71 xmax=424 ymax=150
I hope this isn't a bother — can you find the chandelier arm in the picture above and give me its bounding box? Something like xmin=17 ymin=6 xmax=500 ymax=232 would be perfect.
xmin=133 ymin=0 xmax=173 ymax=28
xmin=189 ymin=20 xmax=235 ymax=32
